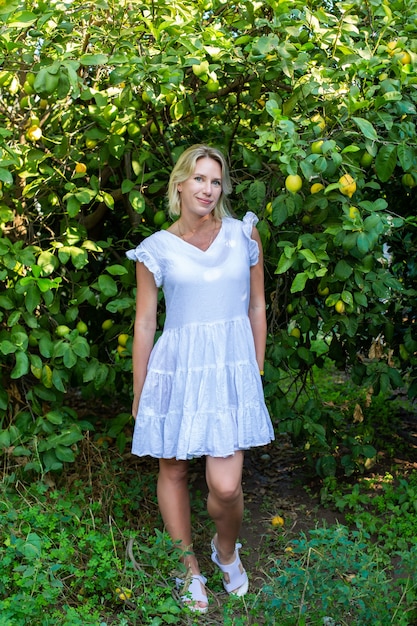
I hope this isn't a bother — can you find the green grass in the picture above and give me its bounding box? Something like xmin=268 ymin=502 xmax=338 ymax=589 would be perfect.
xmin=2 ymin=360 xmax=417 ymax=624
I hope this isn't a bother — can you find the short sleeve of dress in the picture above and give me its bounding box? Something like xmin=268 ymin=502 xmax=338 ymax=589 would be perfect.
xmin=242 ymin=211 xmax=260 ymax=266
xmin=126 ymin=241 xmax=163 ymax=287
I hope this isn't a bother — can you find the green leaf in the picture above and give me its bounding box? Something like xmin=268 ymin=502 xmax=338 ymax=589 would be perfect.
xmin=397 ymin=143 xmax=415 ymax=171
xmin=71 ymin=336 xmax=90 ymax=358
xmin=45 ymin=410 xmax=64 ymax=425
xmin=129 ymin=189 xmax=146 ymax=214
xmin=334 ymin=260 xmax=353 ymax=280
xmin=352 ymin=117 xmax=379 ymax=141
xmin=11 ymin=351 xmax=29 ymax=379
xmin=79 ymin=53 xmax=109 ymax=66
xmin=66 ymin=195 xmax=81 ymax=217
xmin=108 ymin=135 xmax=125 ymax=158
xmin=21 ymin=532 xmax=42 ymax=559
xmin=0 ymin=167 xmax=13 ymax=185
xmin=356 ymin=232 xmax=370 ymax=255
xmin=25 ymin=283 xmax=41 ymax=313
xmin=291 ymin=272 xmax=309 ymax=293
xmin=0 ymin=295 xmax=14 ymax=309
xmin=375 ymin=145 xmax=397 ymax=182
xmin=97 ymin=274 xmax=118 ymax=297
xmin=106 ymin=264 xmax=128 ymax=276
xmin=0 ymin=429 xmax=11 ymax=449
xmin=276 ymin=253 xmax=295 ymax=274
xmin=55 ymin=444 xmax=76 ymax=462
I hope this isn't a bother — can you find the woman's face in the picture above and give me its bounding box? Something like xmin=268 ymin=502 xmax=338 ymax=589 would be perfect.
xmin=177 ymin=157 xmax=222 ymax=219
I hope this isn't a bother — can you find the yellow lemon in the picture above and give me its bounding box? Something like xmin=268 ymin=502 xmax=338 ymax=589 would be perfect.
xmin=118 ymin=333 xmax=129 ymax=347
xmin=116 ymin=587 xmax=132 ymax=600
xmin=26 ymin=125 xmax=42 ymax=142
xmin=285 ymin=174 xmax=303 ymax=193
xmin=335 ymin=300 xmax=346 ymax=314
xmin=317 ymin=285 xmax=329 ymax=296
xmin=387 ymin=40 xmax=398 ymax=56
xmin=117 ymin=345 xmax=128 ymax=356
xmin=75 ymin=162 xmax=87 ymax=174
xmin=310 ymin=113 xmax=326 ymax=130
xmin=85 ymin=137 xmax=97 ymax=149
xmin=272 ymin=515 xmax=285 ymax=527
xmin=400 ymin=51 xmax=411 ymax=65
xmin=310 ymin=182 xmax=325 ymax=194
xmin=339 ymin=173 xmax=356 ymax=198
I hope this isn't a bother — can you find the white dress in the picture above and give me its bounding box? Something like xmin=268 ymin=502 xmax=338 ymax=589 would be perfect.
xmin=126 ymin=211 xmax=274 ymax=459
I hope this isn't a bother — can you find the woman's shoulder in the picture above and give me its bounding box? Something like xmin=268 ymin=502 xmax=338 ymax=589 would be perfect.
xmin=223 ymin=212 xmax=258 ymax=233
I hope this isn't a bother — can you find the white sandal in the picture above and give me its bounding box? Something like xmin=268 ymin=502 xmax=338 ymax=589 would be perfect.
xmin=175 ymin=574 xmax=209 ymax=614
xmin=211 ymin=538 xmax=249 ymax=597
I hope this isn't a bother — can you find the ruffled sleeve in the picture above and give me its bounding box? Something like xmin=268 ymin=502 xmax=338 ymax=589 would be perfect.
xmin=126 ymin=241 xmax=163 ymax=287
xmin=242 ymin=211 xmax=260 ymax=266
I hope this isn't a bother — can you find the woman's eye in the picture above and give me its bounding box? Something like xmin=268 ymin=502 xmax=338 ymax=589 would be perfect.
xmin=195 ymin=176 xmax=202 ymax=182
xmin=213 ymin=180 xmax=221 ymax=187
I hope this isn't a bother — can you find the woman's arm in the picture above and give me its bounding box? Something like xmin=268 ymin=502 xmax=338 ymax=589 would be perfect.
xmin=249 ymin=226 xmax=267 ymax=372
xmin=131 ymin=261 xmax=158 ymax=418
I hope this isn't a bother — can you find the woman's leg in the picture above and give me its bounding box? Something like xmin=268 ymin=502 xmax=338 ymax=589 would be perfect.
xmin=157 ymin=458 xmax=207 ymax=609
xmin=205 ymin=451 xmax=244 ymax=564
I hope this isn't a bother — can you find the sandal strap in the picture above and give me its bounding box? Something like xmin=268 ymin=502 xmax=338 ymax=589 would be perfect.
xmin=211 ymin=541 xmax=248 ymax=594
xmin=176 ymin=574 xmax=208 ymax=608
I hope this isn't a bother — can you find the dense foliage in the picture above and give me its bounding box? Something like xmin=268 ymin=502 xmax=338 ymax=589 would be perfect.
xmin=0 ymin=0 xmax=416 ymax=476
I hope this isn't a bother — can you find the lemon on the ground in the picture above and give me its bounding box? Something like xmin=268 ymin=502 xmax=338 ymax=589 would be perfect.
xmin=339 ymin=173 xmax=356 ymax=198
xmin=272 ymin=515 xmax=284 ymax=527
xmin=285 ymin=174 xmax=303 ymax=193
xmin=310 ymin=182 xmax=325 ymax=194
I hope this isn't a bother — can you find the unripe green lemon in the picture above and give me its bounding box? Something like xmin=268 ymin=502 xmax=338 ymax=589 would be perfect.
xmin=56 ymin=325 xmax=71 ymax=337
xmin=76 ymin=320 xmax=88 ymax=334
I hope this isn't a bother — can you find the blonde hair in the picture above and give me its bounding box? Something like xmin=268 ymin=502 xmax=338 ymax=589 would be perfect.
xmin=167 ymin=144 xmax=232 ymax=219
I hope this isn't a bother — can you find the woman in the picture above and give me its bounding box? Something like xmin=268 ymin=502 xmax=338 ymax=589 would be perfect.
xmin=126 ymin=144 xmax=274 ymax=613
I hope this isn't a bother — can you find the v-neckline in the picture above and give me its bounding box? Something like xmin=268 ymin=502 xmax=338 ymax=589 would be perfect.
xmin=163 ymin=219 xmax=224 ymax=253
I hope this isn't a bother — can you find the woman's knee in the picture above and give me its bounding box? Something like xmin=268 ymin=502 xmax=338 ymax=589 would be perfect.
xmin=159 ymin=458 xmax=189 ymax=484
xmin=210 ymin=480 xmax=242 ymax=504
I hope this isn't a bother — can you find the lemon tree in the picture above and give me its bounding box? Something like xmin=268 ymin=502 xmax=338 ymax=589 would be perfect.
xmin=0 ymin=0 xmax=416 ymax=479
